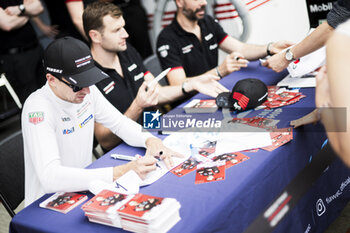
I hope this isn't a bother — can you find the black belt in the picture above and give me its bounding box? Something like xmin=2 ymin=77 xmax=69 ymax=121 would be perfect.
xmin=0 ymin=42 xmax=38 ymax=55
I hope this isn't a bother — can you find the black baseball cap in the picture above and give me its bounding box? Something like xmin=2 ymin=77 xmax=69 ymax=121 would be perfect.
xmin=231 ymin=78 xmax=268 ymax=112
xmin=43 ymin=37 xmax=108 ymax=88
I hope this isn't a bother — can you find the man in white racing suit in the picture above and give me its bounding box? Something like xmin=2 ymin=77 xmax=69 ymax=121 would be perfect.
xmin=22 ymin=37 xmax=181 ymax=206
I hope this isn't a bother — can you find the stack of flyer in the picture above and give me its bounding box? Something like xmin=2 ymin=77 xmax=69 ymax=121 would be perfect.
xmin=81 ymin=190 xmax=131 ymax=228
xmin=81 ymin=190 xmax=181 ymax=233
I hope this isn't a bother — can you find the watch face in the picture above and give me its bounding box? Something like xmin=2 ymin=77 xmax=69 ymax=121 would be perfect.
xmin=19 ymin=4 xmax=25 ymax=11
xmin=285 ymin=50 xmax=293 ymax=61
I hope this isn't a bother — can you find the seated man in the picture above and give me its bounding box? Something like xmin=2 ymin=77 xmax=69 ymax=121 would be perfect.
xmin=82 ymin=1 xmax=228 ymax=151
xmin=22 ymin=37 xmax=181 ymax=206
xmin=156 ymin=0 xmax=292 ymax=86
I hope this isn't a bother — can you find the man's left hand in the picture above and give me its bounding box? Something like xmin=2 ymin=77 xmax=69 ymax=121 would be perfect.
xmin=145 ymin=137 xmax=184 ymax=169
xmin=188 ymin=74 xmax=229 ymax=98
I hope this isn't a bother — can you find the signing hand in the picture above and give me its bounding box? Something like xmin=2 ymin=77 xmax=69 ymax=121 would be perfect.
xmin=127 ymin=156 xmax=158 ymax=180
xmin=145 ymin=137 xmax=184 ymax=169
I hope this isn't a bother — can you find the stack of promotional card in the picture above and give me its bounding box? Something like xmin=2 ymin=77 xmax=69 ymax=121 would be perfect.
xmin=81 ymin=190 xmax=133 ymax=228
xmin=262 ymin=86 xmax=305 ymax=109
xmin=183 ymin=99 xmax=218 ymax=113
xmin=39 ymin=192 xmax=88 ymax=214
xmin=81 ymin=190 xmax=181 ymax=233
xmin=118 ymin=193 xmax=181 ymax=233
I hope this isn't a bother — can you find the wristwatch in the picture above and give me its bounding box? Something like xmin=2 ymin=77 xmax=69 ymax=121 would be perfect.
xmin=285 ymin=48 xmax=295 ymax=61
xmin=18 ymin=4 xmax=25 ymax=15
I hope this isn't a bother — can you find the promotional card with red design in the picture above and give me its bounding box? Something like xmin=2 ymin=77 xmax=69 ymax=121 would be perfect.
xmin=211 ymin=152 xmax=250 ymax=169
xmin=262 ymin=128 xmax=293 ymax=151
xmin=195 ymin=161 xmax=226 ymax=184
xmin=118 ymin=193 xmax=163 ymax=218
xmin=170 ymin=157 xmax=200 ymax=177
xmin=40 ymin=192 xmax=87 ymax=214
xmin=230 ymin=117 xmax=278 ymax=130
xmin=184 ymin=99 xmax=218 ymax=113
xmin=242 ymin=148 xmax=259 ymax=153
xmin=262 ymin=86 xmax=306 ymax=109
xmin=198 ymin=140 xmax=217 ymax=157
xmin=81 ymin=190 xmax=131 ymax=214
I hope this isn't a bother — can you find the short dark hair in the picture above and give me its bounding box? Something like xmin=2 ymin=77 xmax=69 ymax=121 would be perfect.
xmin=83 ymin=1 xmax=123 ymax=44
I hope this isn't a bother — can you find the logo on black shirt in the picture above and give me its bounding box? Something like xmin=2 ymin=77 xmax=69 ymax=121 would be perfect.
xmin=158 ymin=45 xmax=170 ymax=58
xmin=182 ymin=44 xmax=194 ymax=54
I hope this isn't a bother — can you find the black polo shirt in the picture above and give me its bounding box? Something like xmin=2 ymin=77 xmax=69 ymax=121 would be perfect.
xmin=156 ymin=15 xmax=228 ymax=78
xmin=94 ymin=43 xmax=149 ymax=120
xmin=0 ymin=0 xmax=38 ymax=51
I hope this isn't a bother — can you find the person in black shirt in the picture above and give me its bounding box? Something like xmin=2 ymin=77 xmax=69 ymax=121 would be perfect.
xmin=0 ymin=0 xmax=44 ymax=103
xmin=112 ymin=0 xmax=153 ymax=59
xmin=83 ymin=1 xmax=228 ymax=151
xmin=156 ymin=0 xmax=292 ymax=86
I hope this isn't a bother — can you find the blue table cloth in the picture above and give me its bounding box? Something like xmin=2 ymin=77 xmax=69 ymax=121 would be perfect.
xmin=10 ymin=61 xmax=350 ymax=233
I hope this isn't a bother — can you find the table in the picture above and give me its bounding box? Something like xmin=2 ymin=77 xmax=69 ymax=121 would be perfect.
xmin=10 ymin=61 xmax=350 ymax=233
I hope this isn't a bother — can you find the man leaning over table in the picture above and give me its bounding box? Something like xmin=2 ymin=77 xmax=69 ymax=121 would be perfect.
xmin=82 ymin=1 xmax=228 ymax=151
xmin=156 ymin=0 xmax=293 ymax=87
xmin=21 ymin=37 xmax=182 ymax=206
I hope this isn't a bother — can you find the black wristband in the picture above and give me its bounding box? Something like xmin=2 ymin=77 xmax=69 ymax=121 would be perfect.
xmin=215 ymin=67 xmax=223 ymax=79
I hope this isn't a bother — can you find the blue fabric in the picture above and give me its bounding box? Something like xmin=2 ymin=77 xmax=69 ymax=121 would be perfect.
xmin=10 ymin=61 xmax=350 ymax=233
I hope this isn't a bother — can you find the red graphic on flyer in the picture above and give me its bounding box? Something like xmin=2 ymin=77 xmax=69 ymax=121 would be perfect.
xmin=195 ymin=161 xmax=226 ymax=184
xmin=193 ymin=99 xmax=217 ymax=108
xmin=230 ymin=117 xmax=277 ymax=130
xmin=212 ymin=152 xmax=250 ymax=169
xmin=81 ymin=190 xmax=128 ymax=213
xmin=262 ymin=86 xmax=306 ymax=109
xmin=170 ymin=157 xmax=200 ymax=177
xmin=118 ymin=193 xmax=163 ymax=218
xmin=262 ymin=128 xmax=293 ymax=151
xmin=41 ymin=192 xmax=87 ymax=213
xmin=198 ymin=140 xmax=217 ymax=157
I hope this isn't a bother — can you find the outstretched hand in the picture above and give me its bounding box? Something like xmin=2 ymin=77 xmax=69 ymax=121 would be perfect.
xmin=188 ymin=74 xmax=229 ymax=98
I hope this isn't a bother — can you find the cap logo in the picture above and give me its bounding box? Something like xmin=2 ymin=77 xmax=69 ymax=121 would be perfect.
xmin=258 ymin=92 xmax=268 ymax=102
xmin=69 ymin=77 xmax=77 ymax=84
xmin=233 ymin=102 xmax=242 ymax=110
xmin=101 ymin=71 xmax=108 ymax=76
xmin=75 ymin=55 xmax=92 ymax=68
xmin=233 ymin=92 xmax=249 ymax=110
xmin=46 ymin=67 xmax=63 ymax=73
